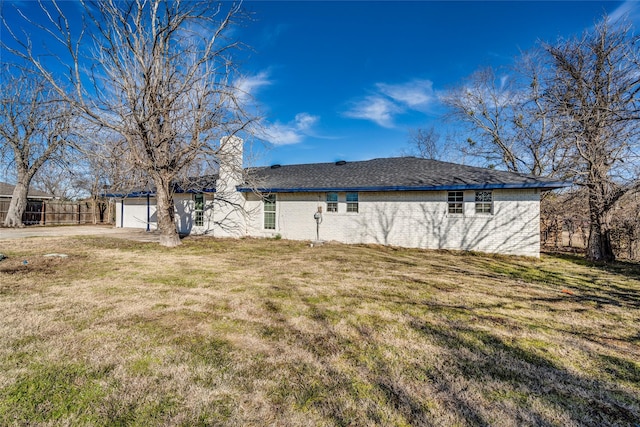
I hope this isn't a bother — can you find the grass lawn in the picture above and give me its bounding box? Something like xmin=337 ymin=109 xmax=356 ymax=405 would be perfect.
xmin=0 ymin=236 xmax=638 ymax=426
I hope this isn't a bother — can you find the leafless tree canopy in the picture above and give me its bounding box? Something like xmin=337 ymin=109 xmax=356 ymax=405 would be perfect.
xmin=0 ymin=67 xmax=73 ymax=227
xmin=440 ymin=16 xmax=639 ymax=261
xmin=3 ymin=0 xmax=255 ymax=246
xmin=544 ymin=19 xmax=640 ymax=261
xmin=407 ymin=127 xmax=443 ymax=160
xmin=440 ymin=58 xmax=566 ymax=177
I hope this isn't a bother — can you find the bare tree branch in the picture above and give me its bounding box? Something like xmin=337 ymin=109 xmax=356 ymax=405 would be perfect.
xmin=0 ymin=66 xmax=74 ymax=227
xmin=544 ymin=18 xmax=640 ymax=261
xmin=3 ymin=0 xmax=257 ymax=246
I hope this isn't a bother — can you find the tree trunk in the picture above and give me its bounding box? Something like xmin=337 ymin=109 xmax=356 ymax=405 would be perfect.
xmin=153 ymin=174 xmax=181 ymax=247
xmin=3 ymin=179 xmax=30 ymax=228
xmin=554 ymin=217 xmax=561 ymax=249
xmin=581 ymin=225 xmax=588 ymax=252
xmin=586 ymin=211 xmax=615 ymax=262
xmin=92 ymin=196 xmax=97 ymax=225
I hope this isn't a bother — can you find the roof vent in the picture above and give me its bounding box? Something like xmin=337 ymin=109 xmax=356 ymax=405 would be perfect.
xmin=270 ymin=164 xmax=281 ymax=169
xmin=335 ymin=160 xmax=347 ymax=166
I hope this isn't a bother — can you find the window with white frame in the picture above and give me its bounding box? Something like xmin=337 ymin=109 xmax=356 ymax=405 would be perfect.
xmin=346 ymin=192 xmax=359 ymax=213
xmin=475 ymin=191 xmax=493 ymax=214
xmin=448 ymin=191 xmax=463 ymax=214
xmin=326 ymin=192 xmax=338 ymax=212
xmin=264 ymin=194 xmax=276 ymax=229
xmin=194 ymin=193 xmax=204 ymax=226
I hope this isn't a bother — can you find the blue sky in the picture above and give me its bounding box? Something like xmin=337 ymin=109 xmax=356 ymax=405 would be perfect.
xmin=2 ymin=1 xmax=639 ymax=169
xmin=235 ymin=1 xmax=640 ymax=166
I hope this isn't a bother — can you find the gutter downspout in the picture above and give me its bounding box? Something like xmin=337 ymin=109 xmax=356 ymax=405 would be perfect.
xmin=120 ymin=198 xmax=124 ymax=228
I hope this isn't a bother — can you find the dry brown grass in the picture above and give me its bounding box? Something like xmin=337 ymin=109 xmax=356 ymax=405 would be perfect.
xmin=0 ymin=236 xmax=639 ymax=426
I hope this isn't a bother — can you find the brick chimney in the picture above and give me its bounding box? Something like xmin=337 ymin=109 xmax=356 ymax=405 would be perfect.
xmin=218 ymin=135 xmax=243 ymax=192
xmin=214 ymin=135 xmax=246 ymax=237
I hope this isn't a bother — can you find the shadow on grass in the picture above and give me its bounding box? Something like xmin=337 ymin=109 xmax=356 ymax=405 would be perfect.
xmin=253 ymin=262 xmax=637 ymax=422
xmin=254 ymin=295 xmax=439 ymax=425
xmin=547 ymin=252 xmax=640 ymax=280
xmin=3 ymin=238 xmax=638 ymax=425
xmin=479 ymin=253 xmax=640 ymax=310
xmin=255 ymin=288 xmax=640 ymax=426
xmin=407 ymin=317 xmax=639 ymax=426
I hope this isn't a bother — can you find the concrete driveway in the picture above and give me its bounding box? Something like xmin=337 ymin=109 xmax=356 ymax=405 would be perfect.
xmin=0 ymin=225 xmax=161 ymax=242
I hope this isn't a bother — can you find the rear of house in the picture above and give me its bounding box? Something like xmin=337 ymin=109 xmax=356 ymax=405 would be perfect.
xmin=109 ymin=140 xmax=565 ymax=256
xmin=238 ymin=157 xmax=562 ymax=257
xmin=242 ymin=187 xmax=542 ymax=256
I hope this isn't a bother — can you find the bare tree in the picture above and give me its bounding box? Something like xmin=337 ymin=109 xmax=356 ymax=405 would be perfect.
xmin=407 ymin=126 xmax=443 ymax=160
xmin=0 ymin=67 xmax=72 ymax=227
xmin=610 ymin=191 xmax=640 ymax=260
xmin=4 ymin=0 xmax=254 ymax=246
xmin=82 ymin=133 xmax=151 ymax=224
xmin=30 ymin=144 xmax=91 ymax=201
xmin=443 ymin=16 xmax=639 ymax=262
xmin=544 ymin=19 xmax=640 ymax=261
xmin=441 ymin=67 xmax=519 ymax=171
xmin=540 ymin=188 xmax=590 ymax=250
xmin=441 ymin=57 xmax=566 ymax=177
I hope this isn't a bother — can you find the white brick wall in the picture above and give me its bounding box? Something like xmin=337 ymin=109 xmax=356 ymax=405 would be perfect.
xmin=173 ymin=193 xmax=215 ymax=235
xmin=175 ymin=193 xmax=249 ymax=237
xmin=117 ymin=188 xmax=542 ymax=256
xmin=244 ymin=189 xmax=541 ymax=257
xmin=115 ymin=194 xmax=209 ymax=234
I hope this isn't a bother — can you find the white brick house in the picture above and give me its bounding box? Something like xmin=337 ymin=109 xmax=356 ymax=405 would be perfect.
xmin=109 ymin=138 xmax=566 ymax=257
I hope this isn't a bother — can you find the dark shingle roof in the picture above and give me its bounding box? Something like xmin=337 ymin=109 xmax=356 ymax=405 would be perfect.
xmin=105 ymin=157 xmax=568 ymax=197
xmin=103 ymin=175 xmax=218 ymax=197
xmin=0 ymin=182 xmax=54 ymax=199
xmin=239 ymin=157 xmax=567 ymax=192
xmin=174 ymin=175 xmax=218 ymax=193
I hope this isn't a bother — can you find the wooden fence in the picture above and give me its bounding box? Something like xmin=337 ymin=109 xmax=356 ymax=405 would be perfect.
xmin=0 ymin=199 xmax=114 ymax=226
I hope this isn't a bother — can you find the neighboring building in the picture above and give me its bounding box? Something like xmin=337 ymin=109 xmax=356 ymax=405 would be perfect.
xmin=0 ymin=182 xmax=55 ymax=225
xmin=107 ymin=138 xmax=567 ymax=257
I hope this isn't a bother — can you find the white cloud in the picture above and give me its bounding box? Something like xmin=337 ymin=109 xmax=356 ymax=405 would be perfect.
xmin=375 ymin=79 xmax=435 ymax=110
xmin=260 ymin=113 xmax=320 ymax=146
xmin=608 ymin=0 xmax=640 ymax=24
xmin=343 ymin=96 xmax=401 ymax=128
xmin=235 ymin=71 xmax=272 ymax=102
xmin=236 ymin=71 xmax=319 ymax=145
xmin=343 ymin=79 xmax=437 ymax=127
xmin=262 ymin=123 xmax=303 ymax=145
xmin=293 ymin=112 xmax=317 ymax=131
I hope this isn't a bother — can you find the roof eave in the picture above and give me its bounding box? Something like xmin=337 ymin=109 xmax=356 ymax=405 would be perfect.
xmin=237 ymin=181 xmax=571 ymax=193
xmin=104 ymin=188 xmax=217 ymax=198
